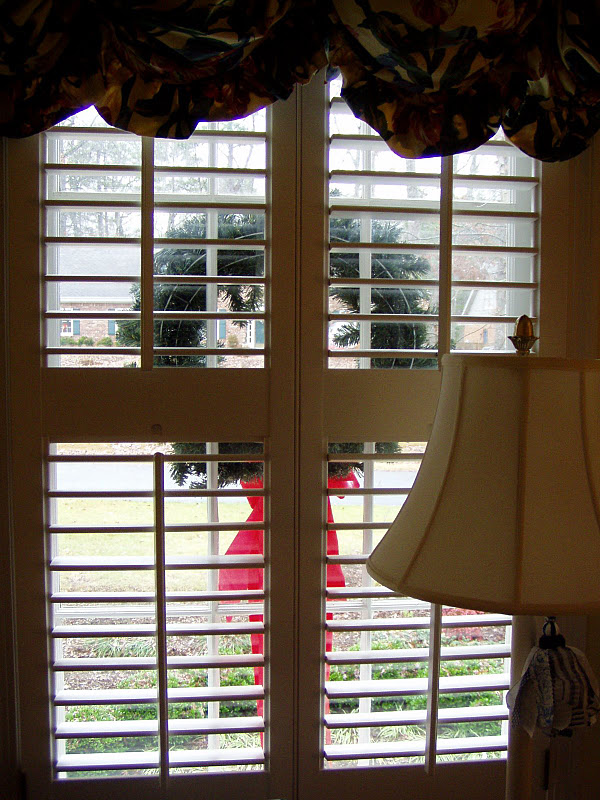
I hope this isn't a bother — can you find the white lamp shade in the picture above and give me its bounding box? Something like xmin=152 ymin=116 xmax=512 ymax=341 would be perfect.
xmin=366 ymin=354 xmax=600 ymax=614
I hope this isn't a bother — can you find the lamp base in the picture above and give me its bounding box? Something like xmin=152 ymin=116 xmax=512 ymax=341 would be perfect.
xmin=507 ymin=617 xmax=600 ymax=737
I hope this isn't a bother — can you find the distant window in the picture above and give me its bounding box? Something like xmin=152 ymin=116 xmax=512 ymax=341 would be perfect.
xmin=247 ymin=319 xmax=265 ymax=346
xmin=61 ymin=319 xmax=80 ymax=336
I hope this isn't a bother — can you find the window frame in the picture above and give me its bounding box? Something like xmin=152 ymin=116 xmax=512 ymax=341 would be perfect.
xmin=0 ymin=79 xmax=593 ymax=800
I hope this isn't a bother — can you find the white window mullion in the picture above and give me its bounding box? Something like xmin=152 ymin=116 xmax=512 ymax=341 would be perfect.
xmin=44 ymin=134 xmax=61 ymax=361
xmin=358 ymin=126 xmax=373 ymax=370
xmin=359 ymin=443 xmax=375 ymax=753
xmin=438 ymin=156 xmax=453 ymax=359
xmin=141 ymin=137 xmax=155 ymax=370
xmin=424 ymin=602 xmax=442 ymax=773
xmin=502 ymin=619 xmax=513 ymax=743
xmin=505 ymin=171 xmax=519 ymax=319
xmin=206 ymin=441 xmax=221 ymax=752
xmin=153 ymin=452 xmax=169 ymax=789
xmin=206 ymin=141 xmax=218 ymax=368
xmin=358 ymin=219 xmax=371 ymax=370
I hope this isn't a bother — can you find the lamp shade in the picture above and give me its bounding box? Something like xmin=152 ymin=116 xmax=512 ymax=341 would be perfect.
xmin=366 ymin=354 xmax=600 ymax=614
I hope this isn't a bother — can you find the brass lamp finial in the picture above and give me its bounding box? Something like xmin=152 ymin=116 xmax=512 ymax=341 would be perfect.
xmin=509 ymin=315 xmax=538 ymax=355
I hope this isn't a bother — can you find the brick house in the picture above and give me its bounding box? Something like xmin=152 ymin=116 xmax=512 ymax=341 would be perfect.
xmin=56 ymin=245 xmax=263 ymax=347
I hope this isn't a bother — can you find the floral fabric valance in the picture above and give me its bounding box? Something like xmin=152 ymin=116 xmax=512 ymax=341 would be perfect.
xmin=1 ymin=0 xmax=600 ymax=161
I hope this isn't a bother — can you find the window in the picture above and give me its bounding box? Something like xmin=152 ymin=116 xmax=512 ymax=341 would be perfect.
xmin=322 ymin=443 xmax=511 ymax=766
xmin=48 ymin=442 xmax=266 ymax=777
xmin=61 ymin=319 xmax=76 ymax=336
xmin=327 ymin=78 xmax=537 ymax=369
xmin=4 ymin=77 xmax=569 ymax=800
xmin=43 ymin=107 xmax=267 ymax=368
xmin=246 ymin=320 xmax=265 ymax=348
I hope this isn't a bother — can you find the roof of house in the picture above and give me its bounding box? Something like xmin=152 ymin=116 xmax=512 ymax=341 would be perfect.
xmin=55 ymin=245 xmax=138 ymax=304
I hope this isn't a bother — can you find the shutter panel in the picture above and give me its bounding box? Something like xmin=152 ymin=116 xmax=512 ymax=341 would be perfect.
xmin=48 ymin=443 xmax=267 ymax=778
xmin=72 ymin=319 xmax=80 ymax=335
xmin=42 ymin=112 xmax=267 ymax=368
xmin=319 ymin=77 xmax=539 ymax=773
xmin=323 ymin=444 xmax=511 ymax=766
xmin=327 ymin=79 xmax=538 ymax=370
xmin=19 ymin=102 xmax=281 ymax=798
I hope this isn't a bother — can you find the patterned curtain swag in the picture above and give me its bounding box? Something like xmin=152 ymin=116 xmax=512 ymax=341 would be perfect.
xmin=1 ymin=0 xmax=600 ymax=161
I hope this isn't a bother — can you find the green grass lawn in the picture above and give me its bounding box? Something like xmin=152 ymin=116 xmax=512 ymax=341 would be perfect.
xmin=54 ymin=497 xmax=401 ymax=560
xmin=54 ymin=496 xmax=400 ymax=592
xmin=54 ymin=491 xmax=508 ymax=762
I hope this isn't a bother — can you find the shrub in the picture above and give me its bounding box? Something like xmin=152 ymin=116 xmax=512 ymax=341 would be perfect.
xmin=96 ymin=336 xmax=114 ymax=347
xmin=90 ymin=638 xmax=155 ymax=658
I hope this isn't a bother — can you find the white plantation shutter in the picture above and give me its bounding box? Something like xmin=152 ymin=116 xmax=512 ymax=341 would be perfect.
xmin=322 ymin=447 xmax=512 ymax=767
xmin=48 ymin=445 xmax=266 ymax=778
xmin=9 ymin=103 xmax=287 ymax=800
xmin=44 ymin=112 xmax=267 ymax=367
xmin=327 ymin=77 xmax=538 ymax=368
xmin=3 ymin=76 xmax=551 ymax=800
xmin=317 ymin=81 xmax=539 ymax=773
